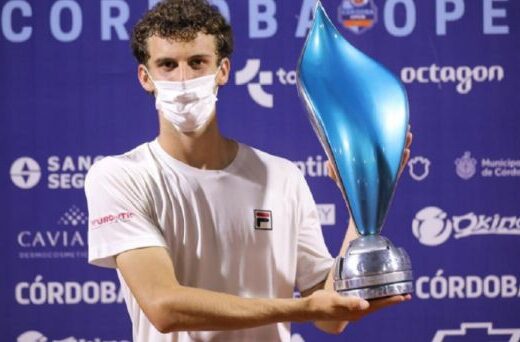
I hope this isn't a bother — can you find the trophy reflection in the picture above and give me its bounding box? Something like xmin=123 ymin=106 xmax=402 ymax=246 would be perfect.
xmin=296 ymin=2 xmax=413 ymax=300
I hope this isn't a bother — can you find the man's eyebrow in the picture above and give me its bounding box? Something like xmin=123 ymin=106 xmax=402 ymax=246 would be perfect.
xmin=154 ymin=54 xmax=212 ymax=65
xmin=188 ymin=54 xmax=212 ymax=59
xmin=154 ymin=57 xmax=176 ymax=66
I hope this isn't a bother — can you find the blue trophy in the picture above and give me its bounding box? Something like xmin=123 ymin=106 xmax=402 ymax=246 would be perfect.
xmin=297 ymin=2 xmax=413 ymax=299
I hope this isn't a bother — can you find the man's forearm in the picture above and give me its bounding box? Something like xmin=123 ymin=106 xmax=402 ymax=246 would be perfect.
xmin=116 ymin=235 xmax=370 ymax=334
xmin=152 ymin=285 xmax=311 ymax=333
xmin=314 ymin=218 xmax=359 ymax=334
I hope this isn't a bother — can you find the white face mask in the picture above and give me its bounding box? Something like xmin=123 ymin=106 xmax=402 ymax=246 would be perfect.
xmin=146 ymin=68 xmax=220 ymax=132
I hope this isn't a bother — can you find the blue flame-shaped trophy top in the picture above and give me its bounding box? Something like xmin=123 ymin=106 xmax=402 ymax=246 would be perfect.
xmin=296 ymin=2 xmax=409 ymax=236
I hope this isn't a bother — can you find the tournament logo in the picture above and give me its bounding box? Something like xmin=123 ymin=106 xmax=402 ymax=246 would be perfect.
xmin=337 ymin=0 xmax=378 ymax=34
xmin=455 ymin=151 xmax=477 ymax=180
xmin=254 ymin=210 xmax=273 ymax=230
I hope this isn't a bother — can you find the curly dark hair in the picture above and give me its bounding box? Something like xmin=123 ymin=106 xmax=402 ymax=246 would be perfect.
xmin=131 ymin=0 xmax=234 ymax=66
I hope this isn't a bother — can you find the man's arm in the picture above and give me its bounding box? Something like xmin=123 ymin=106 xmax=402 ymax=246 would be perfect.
xmin=116 ymin=246 xmax=376 ymax=333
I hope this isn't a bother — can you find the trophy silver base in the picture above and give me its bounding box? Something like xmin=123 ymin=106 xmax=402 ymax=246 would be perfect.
xmin=334 ymin=235 xmax=413 ymax=300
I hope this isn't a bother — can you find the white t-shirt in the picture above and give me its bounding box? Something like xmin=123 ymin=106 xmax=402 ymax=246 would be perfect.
xmin=85 ymin=139 xmax=334 ymax=342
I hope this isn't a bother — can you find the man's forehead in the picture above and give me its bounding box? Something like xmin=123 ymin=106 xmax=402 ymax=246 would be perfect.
xmin=147 ymin=33 xmax=217 ymax=60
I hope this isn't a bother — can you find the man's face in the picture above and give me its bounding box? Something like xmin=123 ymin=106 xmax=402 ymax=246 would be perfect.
xmin=138 ymin=32 xmax=230 ymax=91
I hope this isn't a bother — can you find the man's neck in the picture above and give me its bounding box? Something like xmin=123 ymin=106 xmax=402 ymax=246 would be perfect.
xmin=157 ymin=116 xmax=238 ymax=170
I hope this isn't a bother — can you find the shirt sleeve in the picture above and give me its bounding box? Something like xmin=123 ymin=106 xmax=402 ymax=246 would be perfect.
xmin=294 ymin=170 xmax=335 ymax=292
xmin=85 ymin=157 xmax=166 ymax=268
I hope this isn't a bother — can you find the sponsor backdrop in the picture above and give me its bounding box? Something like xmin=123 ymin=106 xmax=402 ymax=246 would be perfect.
xmin=2 ymin=0 xmax=519 ymax=341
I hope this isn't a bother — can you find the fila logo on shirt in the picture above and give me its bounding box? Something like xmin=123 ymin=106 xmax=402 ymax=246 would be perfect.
xmin=254 ymin=210 xmax=273 ymax=230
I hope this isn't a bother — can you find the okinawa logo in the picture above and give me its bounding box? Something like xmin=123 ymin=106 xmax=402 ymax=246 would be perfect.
xmin=455 ymin=151 xmax=477 ymax=180
xmin=432 ymin=322 xmax=520 ymax=342
xmin=413 ymin=206 xmax=520 ymax=246
xmin=338 ymin=0 xmax=378 ymax=34
xmin=407 ymin=156 xmax=431 ymax=181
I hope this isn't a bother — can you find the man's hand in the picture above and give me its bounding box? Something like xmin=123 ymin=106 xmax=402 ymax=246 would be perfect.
xmin=326 ymin=127 xmax=413 ymax=184
xmin=309 ymin=289 xmax=411 ymax=333
xmin=399 ymin=127 xmax=413 ymax=177
xmin=306 ymin=290 xmax=370 ymax=322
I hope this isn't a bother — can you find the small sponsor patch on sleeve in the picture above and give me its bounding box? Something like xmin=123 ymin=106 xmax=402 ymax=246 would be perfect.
xmin=90 ymin=212 xmax=135 ymax=229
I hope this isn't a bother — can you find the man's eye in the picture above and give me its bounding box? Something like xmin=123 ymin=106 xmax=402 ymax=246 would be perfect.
xmin=162 ymin=61 xmax=176 ymax=69
xmin=190 ymin=60 xmax=204 ymax=68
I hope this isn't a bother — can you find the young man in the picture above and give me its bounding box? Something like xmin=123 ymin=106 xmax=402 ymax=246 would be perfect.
xmin=85 ymin=1 xmax=412 ymax=341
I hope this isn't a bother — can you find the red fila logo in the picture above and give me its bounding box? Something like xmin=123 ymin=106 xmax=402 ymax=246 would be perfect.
xmin=254 ymin=210 xmax=272 ymax=230
xmin=90 ymin=212 xmax=135 ymax=229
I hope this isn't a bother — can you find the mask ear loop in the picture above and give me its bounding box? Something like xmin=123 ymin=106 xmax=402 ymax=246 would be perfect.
xmin=142 ymin=66 xmax=158 ymax=95
xmin=214 ymin=63 xmax=224 ymax=96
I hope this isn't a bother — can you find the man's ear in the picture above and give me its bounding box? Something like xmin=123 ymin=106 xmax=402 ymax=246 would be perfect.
xmin=217 ymin=58 xmax=231 ymax=86
xmin=137 ymin=64 xmax=155 ymax=93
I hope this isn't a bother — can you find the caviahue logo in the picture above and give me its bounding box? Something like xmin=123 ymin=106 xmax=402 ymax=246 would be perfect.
xmin=412 ymin=206 xmax=520 ymax=246
xmin=17 ymin=205 xmax=87 ymax=259
xmin=58 ymin=205 xmax=88 ymax=226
